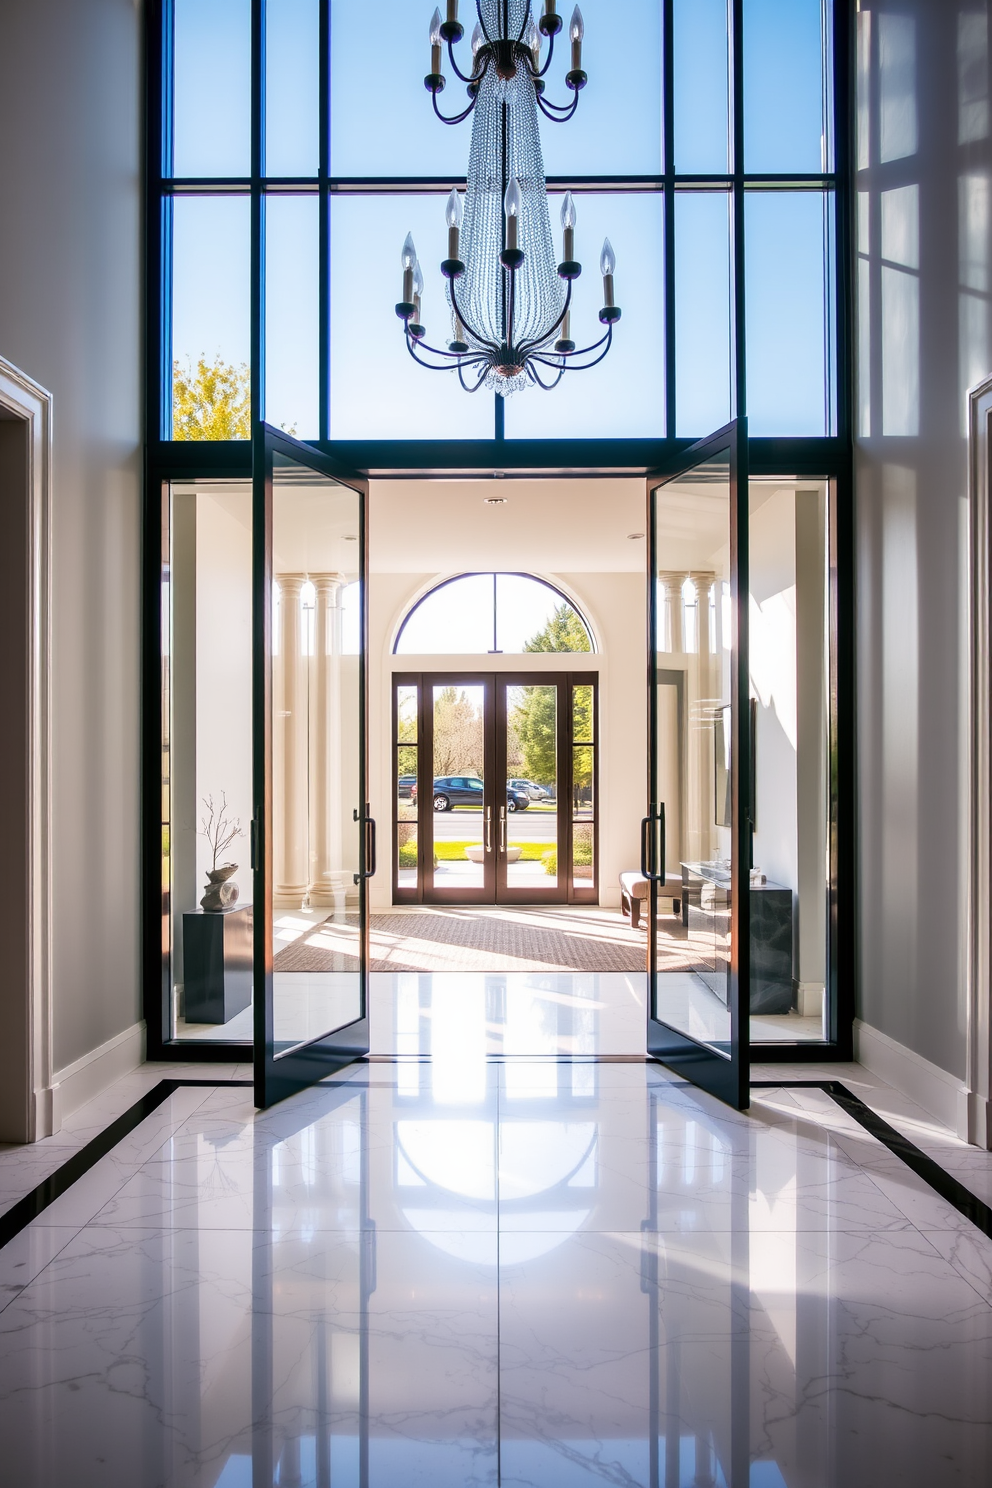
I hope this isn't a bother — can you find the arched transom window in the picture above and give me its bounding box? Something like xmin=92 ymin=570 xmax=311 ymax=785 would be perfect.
xmin=394 ymin=573 xmax=595 ymax=655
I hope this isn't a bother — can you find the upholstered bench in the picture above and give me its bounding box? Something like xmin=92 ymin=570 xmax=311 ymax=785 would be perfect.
xmin=619 ymin=871 xmax=682 ymax=929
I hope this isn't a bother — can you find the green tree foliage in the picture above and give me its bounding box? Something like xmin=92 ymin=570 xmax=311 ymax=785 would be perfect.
xmin=523 ymin=602 xmax=591 ymax=655
xmin=513 ymin=606 xmax=593 ymax=787
xmin=173 ymin=355 xmax=251 ymax=441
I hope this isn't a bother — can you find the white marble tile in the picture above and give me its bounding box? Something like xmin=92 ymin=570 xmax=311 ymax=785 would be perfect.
xmin=499 ymin=1226 xmax=992 ymax=1488
xmin=2 ymin=1059 xmax=992 ymax=1486
xmin=0 ymin=1224 xmax=499 ymax=1488
xmin=0 ymin=1227 xmax=79 ymax=1315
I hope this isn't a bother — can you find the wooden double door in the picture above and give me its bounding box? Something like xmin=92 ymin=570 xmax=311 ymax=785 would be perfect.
xmin=393 ymin=671 xmax=598 ymax=906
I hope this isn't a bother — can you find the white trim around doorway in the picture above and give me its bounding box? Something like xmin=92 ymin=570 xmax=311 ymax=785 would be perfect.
xmin=969 ymin=374 xmax=992 ymax=1149
xmin=0 ymin=354 xmax=55 ymax=1142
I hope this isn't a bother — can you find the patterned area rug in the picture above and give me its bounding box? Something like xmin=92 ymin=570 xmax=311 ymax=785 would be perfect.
xmin=272 ymin=907 xmax=705 ymax=975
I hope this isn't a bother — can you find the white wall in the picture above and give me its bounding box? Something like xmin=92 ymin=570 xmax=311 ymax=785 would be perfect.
xmin=855 ymin=0 xmax=992 ymax=1078
xmin=750 ymin=489 xmax=799 ymax=894
xmin=0 ymin=0 xmax=142 ymax=1074
xmin=367 ymin=568 xmax=647 ymax=909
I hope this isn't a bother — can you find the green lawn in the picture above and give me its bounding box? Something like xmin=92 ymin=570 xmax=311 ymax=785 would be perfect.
xmin=399 ymin=839 xmax=556 ymax=867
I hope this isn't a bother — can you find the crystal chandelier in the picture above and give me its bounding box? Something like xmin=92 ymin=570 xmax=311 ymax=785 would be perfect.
xmin=394 ymin=0 xmax=621 ymax=395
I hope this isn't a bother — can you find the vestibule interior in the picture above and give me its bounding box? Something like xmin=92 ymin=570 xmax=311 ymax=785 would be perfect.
xmin=160 ymin=471 xmax=834 ymax=1047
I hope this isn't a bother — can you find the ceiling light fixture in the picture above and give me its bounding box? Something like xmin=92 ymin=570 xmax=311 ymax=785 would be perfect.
xmin=485 ymin=495 xmax=509 ymax=503
xmin=396 ymin=1 xmax=620 ymax=395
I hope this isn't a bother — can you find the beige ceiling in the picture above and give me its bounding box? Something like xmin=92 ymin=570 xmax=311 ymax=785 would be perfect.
xmin=369 ymin=478 xmax=649 ymax=573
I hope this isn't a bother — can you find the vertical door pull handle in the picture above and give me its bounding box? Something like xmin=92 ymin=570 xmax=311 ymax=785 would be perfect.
xmin=363 ymin=808 xmax=377 ymax=879
xmin=485 ymin=806 xmax=493 ymax=852
xmin=499 ymin=805 xmax=507 ymax=853
xmin=250 ymin=817 xmax=259 ymax=871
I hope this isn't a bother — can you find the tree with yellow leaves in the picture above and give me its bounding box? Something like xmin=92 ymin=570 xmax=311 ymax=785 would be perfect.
xmin=173 ymin=355 xmax=250 ymax=441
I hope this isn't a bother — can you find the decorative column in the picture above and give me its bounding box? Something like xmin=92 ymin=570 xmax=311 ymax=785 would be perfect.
xmin=658 ymin=572 xmax=685 ymax=653
xmin=689 ymin=571 xmax=716 ymax=657
xmin=308 ymin=573 xmax=349 ymax=913
xmin=273 ymin=574 xmax=310 ymax=910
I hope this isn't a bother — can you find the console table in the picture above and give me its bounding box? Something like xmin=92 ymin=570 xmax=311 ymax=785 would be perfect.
xmin=680 ymin=862 xmax=794 ymax=1015
xmin=182 ymin=905 xmax=253 ymax=1024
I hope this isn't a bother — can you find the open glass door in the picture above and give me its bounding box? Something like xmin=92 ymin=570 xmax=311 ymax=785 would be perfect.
xmin=645 ymin=422 xmax=750 ymax=1109
xmin=253 ymin=425 xmax=372 ymax=1108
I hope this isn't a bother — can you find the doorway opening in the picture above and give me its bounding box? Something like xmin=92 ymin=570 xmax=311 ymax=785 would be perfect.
xmin=392 ymin=671 xmax=598 ymax=906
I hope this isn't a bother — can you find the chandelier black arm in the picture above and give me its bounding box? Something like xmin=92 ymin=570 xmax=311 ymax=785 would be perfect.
xmin=446 ymin=36 xmax=483 ymax=84
xmin=448 ymin=273 xmax=501 ymax=355
xmin=532 ymin=325 xmax=615 ymax=372
xmin=516 ymin=277 xmax=573 ymax=359
xmin=526 ymin=360 xmax=565 ymax=391
xmin=406 ymin=329 xmax=487 ymax=362
xmin=431 ymin=88 xmax=481 ymax=126
xmin=522 ymin=26 xmax=558 ymax=79
xmin=536 ymin=92 xmax=581 ymax=124
xmin=404 ymin=330 xmax=488 ymax=372
xmin=459 ymin=360 xmax=491 ymax=392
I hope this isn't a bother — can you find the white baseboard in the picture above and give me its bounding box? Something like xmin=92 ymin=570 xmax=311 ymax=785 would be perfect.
xmin=51 ymin=1021 xmax=146 ymax=1126
xmin=853 ymin=1018 xmax=970 ymax=1141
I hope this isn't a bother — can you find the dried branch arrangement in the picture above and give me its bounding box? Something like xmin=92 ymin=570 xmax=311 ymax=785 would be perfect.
xmin=199 ymin=792 xmax=244 ymax=870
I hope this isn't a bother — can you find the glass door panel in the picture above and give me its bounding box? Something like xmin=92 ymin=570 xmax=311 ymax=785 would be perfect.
xmin=425 ymin=677 xmax=494 ymax=903
xmin=394 ymin=681 xmax=419 ymax=893
xmin=572 ymin=682 xmax=597 ymax=896
xmin=254 ymin=426 xmax=371 ymax=1109
xmin=646 ymin=423 xmax=749 ymax=1109
xmin=500 ymin=681 xmax=564 ymax=903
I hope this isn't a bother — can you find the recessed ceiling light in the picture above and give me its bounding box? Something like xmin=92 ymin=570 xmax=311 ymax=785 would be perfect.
xmin=343 ymin=534 xmax=358 ymax=541
xmin=485 ymin=496 xmax=508 ymax=505
xmin=627 ymin=531 xmax=645 ymax=540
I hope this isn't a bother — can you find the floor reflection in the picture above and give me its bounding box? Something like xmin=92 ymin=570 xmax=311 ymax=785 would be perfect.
xmin=0 ymin=1067 xmax=990 ymax=1485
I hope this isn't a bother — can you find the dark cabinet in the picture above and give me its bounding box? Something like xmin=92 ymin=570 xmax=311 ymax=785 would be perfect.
xmin=182 ymin=906 xmax=253 ymax=1024
xmin=680 ymin=863 xmax=794 ymax=1015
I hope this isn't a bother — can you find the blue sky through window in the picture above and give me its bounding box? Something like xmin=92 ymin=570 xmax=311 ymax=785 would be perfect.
xmin=168 ymin=1 xmax=837 ymax=441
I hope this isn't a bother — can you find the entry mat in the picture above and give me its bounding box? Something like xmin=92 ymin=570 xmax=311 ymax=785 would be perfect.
xmin=272 ymin=907 xmax=701 ymax=975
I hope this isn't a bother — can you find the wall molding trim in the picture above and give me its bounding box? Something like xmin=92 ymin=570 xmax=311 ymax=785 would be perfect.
xmin=0 ymin=354 xmax=54 ymax=1143
xmin=51 ymin=1021 xmax=147 ymax=1127
xmin=968 ymin=377 xmax=992 ymax=1149
xmin=854 ymin=1019 xmax=970 ymax=1140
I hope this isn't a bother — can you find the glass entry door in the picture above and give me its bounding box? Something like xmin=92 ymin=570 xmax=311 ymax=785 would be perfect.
xmin=253 ymin=425 xmax=372 ymax=1108
xmin=645 ymin=423 xmax=750 ymax=1109
xmin=393 ymin=672 xmax=598 ymax=906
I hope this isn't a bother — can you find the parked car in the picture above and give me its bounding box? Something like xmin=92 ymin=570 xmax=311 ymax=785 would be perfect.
xmin=397 ymin=774 xmax=416 ymax=799
xmin=412 ymin=776 xmax=531 ymax=812
xmin=509 ymin=777 xmax=549 ymax=801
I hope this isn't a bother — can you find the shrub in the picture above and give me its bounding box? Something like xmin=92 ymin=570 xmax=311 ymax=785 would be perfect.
xmin=542 ymin=837 xmax=593 ymax=876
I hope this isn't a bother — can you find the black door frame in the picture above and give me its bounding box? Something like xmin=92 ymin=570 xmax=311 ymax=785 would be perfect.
xmin=145 ymin=441 xmax=854 ymax=1068
xmin=645 ymin=421 xmax=751 ymax=1110
xmin=392 ymin=670 xmax=600 ymax=908
xmin=252 ymin=423 xmax=372 ymax=1109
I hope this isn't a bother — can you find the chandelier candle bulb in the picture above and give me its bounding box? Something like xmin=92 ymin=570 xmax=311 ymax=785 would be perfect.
xmin=561 ymin=191 xmax=576 ymax=263
xmin=601 ymin=237 xmax=616 ymax=307
xmin=504 ymin=176 xmax=522 ymax=253
xmin=525 ymin=16 xmax=541 ymax=70
xmin=430 ymin=9 xmax=442 ymax=74
xmin=471 ymin=20 xmax=485 ymax=60
xmin=445 ymin=188 xmax=463 ymax=259
xmin=570 ymin=7 xmax=584 ymax=70
xmin=413 ymin=260 xmax=425 ymax=327
xmin=399 ymin=231 xmax=419 ymax=312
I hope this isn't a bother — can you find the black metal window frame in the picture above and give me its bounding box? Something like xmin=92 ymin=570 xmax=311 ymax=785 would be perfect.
xmin=142 ymin=0 xmax=856 ymax=1064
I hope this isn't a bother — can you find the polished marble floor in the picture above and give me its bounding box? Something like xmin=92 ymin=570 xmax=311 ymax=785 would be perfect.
xmin=0 ymin=1052 xmax=991 ymax=1486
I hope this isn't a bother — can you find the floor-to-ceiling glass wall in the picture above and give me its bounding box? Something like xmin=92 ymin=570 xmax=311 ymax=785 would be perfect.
xmin=146 ymin=0 xmax=851 ymax=1062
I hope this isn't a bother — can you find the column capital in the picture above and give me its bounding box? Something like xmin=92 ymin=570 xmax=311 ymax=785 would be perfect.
xmin=310 ymin=571 xmax=349 ymax=602
xmin=276 ymin=571 xmax=307 ymax=596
